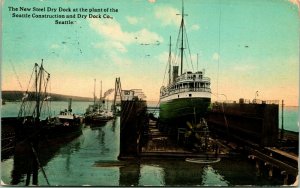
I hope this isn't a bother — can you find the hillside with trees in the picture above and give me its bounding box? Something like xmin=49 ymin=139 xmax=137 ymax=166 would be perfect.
xmin=2 ymin=90 xmax=93 ymax=102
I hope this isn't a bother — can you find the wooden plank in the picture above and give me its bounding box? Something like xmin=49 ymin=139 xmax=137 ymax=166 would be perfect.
xmin=249 ymin=148 xmax=298 ymax=176
xmin=265 ymin=147 xmax=298 ymax=162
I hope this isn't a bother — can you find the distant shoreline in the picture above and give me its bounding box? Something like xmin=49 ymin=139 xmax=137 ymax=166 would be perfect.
xmin=1 ymin=90 xmax=93 ymax=102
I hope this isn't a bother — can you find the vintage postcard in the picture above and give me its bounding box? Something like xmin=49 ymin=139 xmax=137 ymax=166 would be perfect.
xmin=1 ymin=0 xmax=299 ymax=186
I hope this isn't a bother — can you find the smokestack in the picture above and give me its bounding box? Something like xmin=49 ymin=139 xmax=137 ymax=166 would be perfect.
xmin=173 ymin=66 xmax=179 ymax=83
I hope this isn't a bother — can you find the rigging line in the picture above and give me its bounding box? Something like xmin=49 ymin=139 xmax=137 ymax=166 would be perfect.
xmin=1 ymin=141 xmax=16 ymax=149
xmin=39 ymin=74 xmax=50 ymax=117
xmin=173 ymin=23 xmax=182 ymax=66
xmin=151 ymin=98 xmax=161 ymax=115
xmin=184 ymin=50 xmax=190 ymax=70
xmin=217 ymin=2 xmax=222 ymax=101
xmin=183 ymin=24 xmax=194 ymax=71
xmin=9 ymin=60 xmax=23 ymax=90
xmin=40 ymin=75 xmax=47 ymax=115
xmin=161 ymin=53 xmax=170 ymax=87
xmin=25 ymin=65 xmax=37 ymax=94
xmin=47 ymin=79 xmax=52 ymax=117
xmin=30 ymin=143 xmax=50 ymax=186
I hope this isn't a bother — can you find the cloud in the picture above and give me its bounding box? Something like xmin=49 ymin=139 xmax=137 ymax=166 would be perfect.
xmin=126 ymin=16 xmax=138 ymax=25
xmin=88 ymin=18 xmax=132 ymax=44
xmin=154 ymin=6 xmax=181 ymax=26
xmin=88 ymin=18 xmax=163 ymax=45
xmin=88 ymin=18 xmax=163 ymax=66
xmin=92 ymin=41 xmax=127 ymax=53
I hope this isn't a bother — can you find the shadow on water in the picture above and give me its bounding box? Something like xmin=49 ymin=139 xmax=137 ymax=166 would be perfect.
xmin=119 ymin=163 xmax=141 ymax=186
xmin=9 ymin=131 xmax=82 ymax=186
xmin=115 ymin=158 xmax=282 ymax=186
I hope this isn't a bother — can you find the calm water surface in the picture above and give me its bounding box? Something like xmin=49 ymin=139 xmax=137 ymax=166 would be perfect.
xmin=1 ymin=118 xmax=283 ymax=186
xmin=0 ymin=102 xmax=297 ymax=186
xmin=2 ymin=101 xmax=299 ymax=132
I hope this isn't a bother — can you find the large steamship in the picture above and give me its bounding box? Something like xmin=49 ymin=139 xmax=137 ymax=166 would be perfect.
xmin=159 ymin=3 xmax=211 ymax=127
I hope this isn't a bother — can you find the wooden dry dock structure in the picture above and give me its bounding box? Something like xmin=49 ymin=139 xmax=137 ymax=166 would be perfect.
xmin=207 ymin=100 xmax=298 ymax=185
xmin=118 ymin=97 xmax=298 ymax=185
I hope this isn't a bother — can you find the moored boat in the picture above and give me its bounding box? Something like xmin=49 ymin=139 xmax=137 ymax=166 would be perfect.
xmin=57 ymin=98 xmax=83 ymax=126
xmin=11 ymin=60 xmax=82 ymax=185
xmin=15 ymin=60 xmax=83 ymax=142
xmin=185 ymin=157 xmax=221 ymax=164
xmin=84 ymin=79 xmax=114 ymax=124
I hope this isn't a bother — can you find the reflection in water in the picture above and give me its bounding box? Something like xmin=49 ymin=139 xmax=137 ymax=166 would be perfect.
xmin=10 ymin=133 xmax=82 ymax=186
xmin=111 ymin=118 xmax=117 ymax=132
xmin=60 ymin=140 xmax=81 ymax=173
xmin=97 ymin=128 xmax=110 ymax=155
xmin=1 ymin=116 xmax=283 ymax=186
xmin=119 ymin=163 xmax=141 ymax=186
xmin=144 ymin=160 xmax=205 ymax=186
xmin=117 ymin=160 xmax=228 ymax=186
xmin=139 ymin=164 xmax=165 ymax=186
xmin=11 ymin=145 xmax=31 ymax=185
xmin=202 ymin=166 xmax=228 ymax=186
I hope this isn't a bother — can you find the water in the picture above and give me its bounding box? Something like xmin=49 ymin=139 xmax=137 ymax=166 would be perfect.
xmin=2 ymin=102 xmax=298 ymax=132
xmin=1 ymin=118 xmax=283 ymax=186
xmin=279 ymin=106 xmax=299 ymax=132
xmin=1 ymin=101 xmax=90 ymax=118
xmin=1 ymin=101 xmax=298 ymax=186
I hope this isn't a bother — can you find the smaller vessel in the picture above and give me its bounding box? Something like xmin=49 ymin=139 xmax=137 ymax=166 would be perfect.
xmin=9 ymin=60 xmax=82 ymax=186
xmin=185 ymin=157 xmax=221 ymax=164
xmin=16 ymin=60 xmax=83 ymax=140
xmin=85 ymin=80 xmax=114 ymax=124
xmin=57 ymin=98 xmax=82 ymax=126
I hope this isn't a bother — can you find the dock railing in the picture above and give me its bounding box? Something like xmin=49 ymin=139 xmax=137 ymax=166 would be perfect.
xmin=213 ymin=99 xmax=279 ymax=105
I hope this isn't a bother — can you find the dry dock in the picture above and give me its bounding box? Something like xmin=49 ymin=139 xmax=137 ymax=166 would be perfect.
xmin=118 ymin=98 xmax=298 ymax=185
xmin=140 ymin=119 xmax=233 ymax=159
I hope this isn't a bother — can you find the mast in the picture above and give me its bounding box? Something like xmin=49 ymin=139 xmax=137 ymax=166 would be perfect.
xmin=100 ymin=80 xmax=103 ymax=101
xmin=68 ymin=98 xmax=72 ymax=112
xmin=93 ymin=78 xmax=96 ymax=105
xmin=168 ymin=36 xmax=172 ymax=85
xmin=179 ymin=0 xmax=187 ymax=75
xmin=180 ymin=3 xmax=184 ymax=75
xmin=197 ymin=53 xmax=199 ymax=71
xmin=35 ymin=63 xmax=38 ymax=119
xmin=18 ymin=60 xmax=50 ymax=120
xmin=99 ymin=80 xmax=102 ymax=109
xmin=281 ymin=100 xmax=284 ymax=139
xmin=36 ymin=59 xmax=44 ymax=121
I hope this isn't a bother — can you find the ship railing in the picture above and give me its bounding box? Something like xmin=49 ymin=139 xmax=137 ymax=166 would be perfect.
xmin=214 ymin=100 xmax=236 ymax=104
xmin=160 ymin=88 xmax=211 ymax=97
xmin=212 ymin=99 xmax=280 ymax=105
xmin=252 ymin=99 xmax=279 ymax=104
xmin=175 ymin=76 xmax=211 ymax=82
